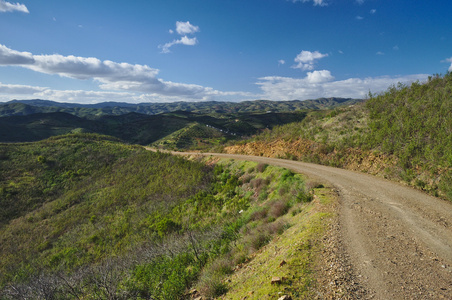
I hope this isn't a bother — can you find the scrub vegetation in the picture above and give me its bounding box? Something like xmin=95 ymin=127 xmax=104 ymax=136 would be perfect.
xmin=0 ymin=134 xmax=321 ymax=299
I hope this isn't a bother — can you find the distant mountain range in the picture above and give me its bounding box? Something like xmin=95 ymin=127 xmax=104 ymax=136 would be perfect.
xmin=1 ymin=98 xmax=363 ymax=118
xmin=0 ymin=97 xmax=363 ymax=147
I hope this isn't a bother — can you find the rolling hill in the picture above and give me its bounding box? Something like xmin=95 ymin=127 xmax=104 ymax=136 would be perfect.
xmin=0 ymin=109 xmax=307 ymax=147
xmin=1 ymin=97 xmax=362 ymax=117
xmin=225 ymin=73 xmax=452 ymax=201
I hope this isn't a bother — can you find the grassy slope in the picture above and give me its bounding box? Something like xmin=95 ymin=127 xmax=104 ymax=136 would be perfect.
xmin=225 ymin=73 xmax=452 ymax=200
xmin=218 ymin=184 xmax=335 ymax=299
xmin=0 ymin=134 xmax=210 ymax=286
xmin=1 ymin=135 xmax=330 ymax=299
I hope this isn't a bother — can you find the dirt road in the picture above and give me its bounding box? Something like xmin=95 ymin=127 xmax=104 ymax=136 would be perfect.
xmin=177 ymin=152 xmax=452 ymax=299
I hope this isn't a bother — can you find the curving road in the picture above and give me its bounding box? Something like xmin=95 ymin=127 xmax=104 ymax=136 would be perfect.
xmin=171 ymin=152 xmax=452 ymax=299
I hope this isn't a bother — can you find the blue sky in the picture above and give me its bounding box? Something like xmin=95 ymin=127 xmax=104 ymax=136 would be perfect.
xmin=0 ymin=0 xmax=451 ymax=103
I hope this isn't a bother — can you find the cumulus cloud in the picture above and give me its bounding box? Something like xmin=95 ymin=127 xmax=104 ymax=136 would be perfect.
xmin=33 ymin=89 xmax=136 ymax=104
xmin=291 ymin=0 xmax=328 ymax=6
xmin=0 ymin=81 xmax=243 ymax=104
xmin=256 ymin=73 xmax=429 ymax=100
xmin=292 ymin=50 xmax=328 ymax=71
xmin=0 ymin=82 xmax=134 ymax=104
xmin=159 ymin=21 xmax=200 ymax=53
xmin=175 ymin=21 xmax=200 ymax=35
xmin=306 ymin=70 xmax=334 ymax=83
xmin=0 ymin=43 xmax=227 ymax=101
xmin=278 ymin=59 xmax=285 ymax=66
xmin=0 ymin=82 xmax=46 ymax=94
xmin=0 ymin=0 xmax=28 ymax=13
xmin=0 ymin=44 xmax=34 ymax=64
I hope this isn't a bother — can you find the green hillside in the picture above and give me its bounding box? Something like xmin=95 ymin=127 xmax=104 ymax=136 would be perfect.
xmin=230 ymin=73 xmax=452 ymax=200
xmin=0 ymin=109 xmax=306 ymax=148
xmin=0 ymin=134 xmax=317 ymax=299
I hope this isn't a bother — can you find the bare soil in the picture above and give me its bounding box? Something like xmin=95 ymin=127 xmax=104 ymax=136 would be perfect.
xmin=181 ymin=153 xmax=452 ymax=299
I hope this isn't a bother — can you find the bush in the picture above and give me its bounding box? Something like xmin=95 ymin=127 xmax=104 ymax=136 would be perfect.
xmin=250 ymin=207 xmax=268 ymax=221
xmin=197 ymin=272 xmax=228 ymax=298
xmin=256 ymin=163 xmax=268 ymax=172
xmin=245 ymin=230 xmax=271 ymax=252
xmin=268 ymin=199 xmax=290 ymax=219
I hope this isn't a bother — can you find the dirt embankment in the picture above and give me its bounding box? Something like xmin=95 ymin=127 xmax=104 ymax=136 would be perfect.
xmin=224 ymin=138 xmax=396 ymax=176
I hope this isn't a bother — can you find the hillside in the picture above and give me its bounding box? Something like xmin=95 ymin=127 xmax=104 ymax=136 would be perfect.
xmin=225 ymin=73 xmax=452 ymax=201
xmin=0 ymin=134 xmax=327 ymax=299
xmin=1 ymin=98 xmax=362 ymax=117
xmin=0 ymin=110 xmax=306 ymax=147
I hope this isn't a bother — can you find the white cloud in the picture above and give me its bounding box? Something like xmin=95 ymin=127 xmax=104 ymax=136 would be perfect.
xmin=159 ymin=36 xmax=198 ymax=53
xmin=34 ymin=90 xmax=137 ymax=104
xmin=393 ymin=45 xmax=399 ymax=51
xmin=442 ymin=57 xmax=452 ymax=72
xmin=0 ymin=82 xmax=134 ymax=104
xmin=0 ymin=82 xmax=46 ymax=94
xmin=356 ymin=16 xmax=364 ymax=20
xmin=356 ymin=0 xmax=364 ymax=4
xmin=292 ymin=50 xmax=328 ymax=71
xmin=0 ymin=44 xmax=230 ymax=101
xmin=0 ymin=72 xmax=430 ymax=104
xmin=291 ymin=0 xmax=327 ymax=6
xmin=376 ymin=51 xmax=384 ymax=55
xmin=296 ymin=0 xmax=327 ymax=6
xmin=0 ymin=44 xmax=34 ymax=64
xmin=370 ymin=9 xmax=377 ymax=14
xmin=256 ymin=73 xmax=429 ymax=100
xmin=278 ymin=59 xmax=285 ymax=66
xmin=306 ymin=70 xmax=334 ymax=83
xmin=160 ymin=21 xmax=200 ymax=53
xmin=175 ymin=21 xmax=200 ymax=35
xmin=0 ymin=0 xmax=28 ymax=13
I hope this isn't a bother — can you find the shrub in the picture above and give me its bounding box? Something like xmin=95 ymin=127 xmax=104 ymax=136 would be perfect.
xmin=265 ymin=220 xmax=287 ymax=235
xmin=206 ymin=256 xmax=234 ymax=276
xmin=256 ymin=163 xmax=268 ymax=172
xmin=245 ymin=230 xmax=271 ymax=252
xmin=197 ymin=272 xmax=228 ymax=298
xmin=268 ymin=199 xmax=290 ymax=219
xmin=241 ymin=174 xmax=253 ymax=184
xmin=249 ymin=207 xmax=268 ymax=221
